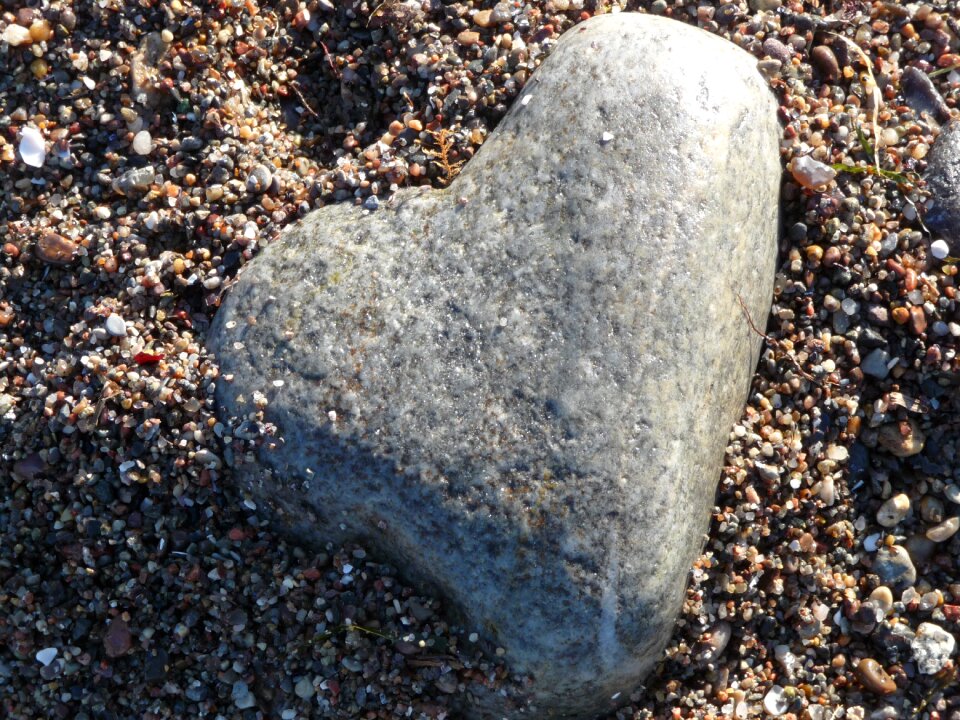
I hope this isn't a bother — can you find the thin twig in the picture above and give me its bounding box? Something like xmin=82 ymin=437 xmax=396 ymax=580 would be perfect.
xmin=319 ymin=41 xmax=341 ymax=79
xmin=737 ymin=294 xmax=838 ymax=387
xmin=289 ymin=81 xmax=320 ymax=118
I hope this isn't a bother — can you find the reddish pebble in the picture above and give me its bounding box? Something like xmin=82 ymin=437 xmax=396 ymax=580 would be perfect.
xmin=857 ymin=658 xmax=897 ymax=695
xmin=904 ymin=268 xmax=918 ymax=291
xmin=36 ymin=232 xmax=77 ymax=265
xmin=908 ymin=306 xmax=927 ymax=335
xmin=103 ymin=617 xmax=132 ymax=658
xmin=228 ymin=527 xmax=246 ymax=541
xmin=457 ymin=30 xmax=480 ymax=46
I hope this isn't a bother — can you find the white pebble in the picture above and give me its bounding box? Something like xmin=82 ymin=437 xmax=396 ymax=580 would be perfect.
xmin=876 ymin=493 xmax=910 ymax=527
xmin=105 ymin=314 xmax=127 ymax=337
xmin=35 ymin=647 xmax=57 ymax=666
xmin=926 ymin=516 xmax=959 ymax=543
xmin=931 ymin=239 xmax=951 ymax=260
xmin=763 ymin=685 xmax=790 ymax=716
xmin=2 ymin=23 xmax=32 ymax=46
xmin=18 ymin=126 xmax=46 ymax=168
xmin=132 ymin=130 xmax=154 ymax=155
xmin=600 ymin=131 xmax=615 ymax=144
xmin=790 ymin=155 xmax=836 ymax=189
xmin=911 ymin=622 xmax=956 ymax=674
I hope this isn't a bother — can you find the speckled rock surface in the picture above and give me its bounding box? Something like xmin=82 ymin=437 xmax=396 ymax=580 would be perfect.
xmin=211 ymin=14 xmax=780 ymax=719
xmin=924 ymin=119 xmax=960 ymax=252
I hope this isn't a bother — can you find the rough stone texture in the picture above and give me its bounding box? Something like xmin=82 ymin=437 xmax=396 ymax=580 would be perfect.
xmin=924 ymin=119 xmax=960 ymax=252
xmin=211 ymin=14 xmax=780 ymax=719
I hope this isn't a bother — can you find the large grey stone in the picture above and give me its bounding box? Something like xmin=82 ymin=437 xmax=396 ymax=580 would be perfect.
xmin=210 ymin=14 xmax=780 ymax=719
xmin=924 ymin=119 xmax=960 ymax=252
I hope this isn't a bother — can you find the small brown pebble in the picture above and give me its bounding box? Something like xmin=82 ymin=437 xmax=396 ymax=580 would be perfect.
xmin=908 ymin=306 xmax=926 ymax=335
xmin=36 ymin=232 xmax=77 ymax=265
xmin=892 ymin=306 xmax=909 ymax=324
xmin=823 ymin=245 xmax=841 ymax=267
xmin=3 ymin=242 xmax=19 ymax=257
xmin=103 ymin=617 xmax=132 ymax=658
xmin=857 ymin=658 xmax=896 ymax=695
xmin=457 ymin=30 xmax=481 ymax=46
xmin=811 ymin=45 xmax=839 ymax=80
xmin=0 ymin=308 xmax=14 ymax=327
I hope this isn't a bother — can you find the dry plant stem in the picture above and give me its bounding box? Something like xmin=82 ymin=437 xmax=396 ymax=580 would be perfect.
xmin=831 ymin=32 xmax=882 ymax=175
xmin=289 ymin=81 xmax=320 ymax=119
xmin=737 ymin=294 xmax=837 ymax=387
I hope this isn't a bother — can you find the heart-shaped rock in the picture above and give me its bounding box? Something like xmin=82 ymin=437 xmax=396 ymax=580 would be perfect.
xmin=211 ymin=14 xmax=780 ymax=719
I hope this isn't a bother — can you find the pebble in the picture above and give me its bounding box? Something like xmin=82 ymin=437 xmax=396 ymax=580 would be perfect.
xmin=18 ymin=126 xmax=45 ymax=167
xmin=105 ymin=314 xmax=127 ymax=337
xmin=911 ymin=623 xmax=956 ymax=674
xmin=294 ymin=676 xmax=315 ymax=698
xmin=114 ymin=166 xmax=156 ymax=195
xmin=810 ymin=45 xmax=839 ymax=80
xmin=2 ymin=23 xmax=32 ymax=46
xmin=761 ymin=38 xmax=791 ymax=65
xmin=132 ymin=130 xmax=153 ymax=155
xmin=12 ymin=453 xmax=45 ymax=480
xmin=789 ymin=155 xmax=836 ymax=189
xmin=945 ymin=484 xmax=960 ymax=505
xmin=876 ymin=493 xmax=910 ymax=527
xmin=877 ymin=419 xmax=925 ymax=457
xmin=860 ymin=348 xmax=892 ymax=379
xmin=873 ymin=545 xmax=917 ymax=591
xmin=869 ymin=586 xmax=894 ymax=616
xmin=931 ymin=239 xmax=950 ymax=259
xmin=762 ymin=685 xmax=790 ymax=716
xmin=926 ymin=516 xmax=959 ymax=543
xmin=35 ymin=648 xmax=57 ymax=667
xmin=489 ymin=2 xmax=512 ymax=24
xmin=246 ymin=164 xmax=272 ymax=194
xmin=35 ymin=232 xmax=77 ymax=265
xmin=103 ymin=617 xmax=132 ymax=658
xmin=701 ymin=620 xmax=732 ymax=663
xmin=856 ymin=658 xmax=896 ymax=695
xmin=232 ymin=680 xmax=255 ymax=709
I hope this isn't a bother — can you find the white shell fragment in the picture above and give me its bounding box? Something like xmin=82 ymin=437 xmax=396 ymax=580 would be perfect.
xmin=931 ymin=239 xmax=951 ymax=259
xmin=19 ymin=126 xmax=46 ymax=168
